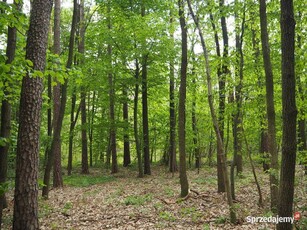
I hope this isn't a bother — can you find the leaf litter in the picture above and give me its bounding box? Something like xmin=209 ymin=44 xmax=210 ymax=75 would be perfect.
xmin=2 ymin=165 xmax=306 ymax=229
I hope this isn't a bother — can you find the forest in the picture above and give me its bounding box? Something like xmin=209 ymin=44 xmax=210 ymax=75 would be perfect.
xmin=0 ymin=0 xmax=306 ymax=229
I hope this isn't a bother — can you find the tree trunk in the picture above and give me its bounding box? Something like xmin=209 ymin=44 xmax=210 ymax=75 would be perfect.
xmin=233 ymin=1 xmax=245 ymax=175
xmin=79 ymin=0 xmax=89 ymax=174
xmin=142 ymin=55 xmax=151 ymax=175
xmin=43 ymin=0 xmax=77 ymax=197
xmin=169 ymin=14 xmax=177 ymax=173
xmin=13 ymin=1 xmax=53 ymax=228
xmin=89 ymin=91 xmax=97 ymax=167
xmin=107 ymin=5 xmax=118 ymax=174
xmin=141 ymin=4 xmax=151 ymax=175
xmin=277 ymin=0 xmax=297 ymax=229
xmin=187 ymin=0 xmax=236 ymax=223
xmin=218 ymin=0 xmax=229 ymax=193
xmin=259 ymin=0 xmax=279 ymax=211
xmin=67 ymin=92 xmax=80 ymax=175
xmin=178 ymin=0 xmax=189 ymax=198
xmin=81 ymin=91 xmax=89 ymax=174
xmin=0 ymin=1 xmax=19 ymax=226
xmin=134 ymin=59 xmax=143 ymax=178
xmin=52 ymin=0 xmax=63 ymax=189
xmin=123 ymin=88 xmax=131 ymax=167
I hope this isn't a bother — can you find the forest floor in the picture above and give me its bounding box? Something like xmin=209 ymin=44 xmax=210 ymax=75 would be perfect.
xmin=2 ymin=164 xmax=307 ymax=229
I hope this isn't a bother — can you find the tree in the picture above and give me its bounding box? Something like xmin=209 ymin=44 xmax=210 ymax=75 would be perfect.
xmin=187 ymin=0 xmax=236 ymax=223
xmin=277 ymin=0 xmax=297 ymax=228
xmin=134 ymin=58 xmax=143 ymax=178
xmin=13 ymin=0 xmax=53 ymax=228
xmin=123 ymin=88 xmax=131 ymax=167
xmin=79 ymin=0 xmax=90 ymax=174
xmin=107 ymin=2 xmax=118 ymax=174
xmin=259 ymin=0 xmax=279 ymax=211
xmin=178 ymin=0 xmax=189 ymax=198
xmin=52 ymin=0 xmax=64 ymax=188
xmin=0 ymin=0 xmax=19 ymax=226
xmin=168 ymin=10 xmax=177 ymax=173
xmin=141 ymin=3 xmax=151 ymax=175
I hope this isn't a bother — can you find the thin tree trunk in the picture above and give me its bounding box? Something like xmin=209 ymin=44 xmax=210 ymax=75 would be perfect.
xmin=168 ymin=13 xmax=177 ymax=173
xmin=79 ymin=0 xmax=89 ymax=174
xmin=0 ymin=1 xmax=19 ymax=226
xmin=13 ymin=1 xmax=53 ymax=228
xmin=89 ymin=91 xmax=97 ymax=167
xmin=233 ymin=2 xmax=245 ymax=175
xmin=107 ymin=4 xmax=118 ymax=174
xmin=277 ymin=0 xmax=297 ymax=228
xmin=52 ymin=0 xmax=63 ymax=188
xmin=178 ymin=0 xmax=189 ymax=198
xmin=187 ymin=0 xmax=236 ymax=223
xmin=259 ymin=0 xmax=279 ymax=211
xmin=243 ymin=129 xmax=263 ymax=206
xmin=134 ymin=59 xmax=143 ymax=178
xmin=67 ymin=92 xmax=80 ymax=175
xmin=123 ymin=88 xmax=131 ymax=167
xmin=43 ymin=0 xmax=77 ymax=197
xmin=81 ymin=91 xmax=89 ymax=174
xmin=141 ymin=3 xmax=151 ymax=175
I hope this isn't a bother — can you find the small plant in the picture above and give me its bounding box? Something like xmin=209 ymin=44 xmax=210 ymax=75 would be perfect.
xmin=214 ymin=216 xmax=227 ymax=224
xmin=124 ymin=194 xmax=152 ymax=206
xmin=159 ymin=211 xmax=176 ymax=221
xmin=180 ymin=207 xmax=196 ymax=216
xmin=62 ymin=202 xmax=73 ymax=215
xmin=203 ymin=224 xmax=210 ymax=230
xmin=164 ymin=187 xmax=174 ymax=197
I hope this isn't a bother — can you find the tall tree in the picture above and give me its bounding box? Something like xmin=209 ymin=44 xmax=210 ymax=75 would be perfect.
xmin=42 ymin=0 xmax=77 ymax=197
xmin=259 ymin=0 xmax=279 ymax=211
xmin=277 ymin=0 xmax=297 ymax=228
xmin=178 ymin=0 xmax=189 ymax=198
xmin=107 ymin=2 xmax=118 ymax=174
xmin=169 ymin=13 xmax=177 ymax=173
xmin=141 ymin=3 xmax=151 ymax=175
xmin=13 ymin=0 xmax=53 ymax=228
xmin=134 ymin=59 xmax=143 ymax=178
xmin=187 ymin=0 xmax=236 ymax=223
xmin=79 ymin=0 xmax=89 ymax=174
xmin=0 ymin=0 xmax=19 ymax=226
xmin=52 ymin=0 xmax=64 ymax=188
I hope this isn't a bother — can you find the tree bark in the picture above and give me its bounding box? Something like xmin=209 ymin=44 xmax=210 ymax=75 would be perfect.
xmin=134 ymin=59 xmax=143 ymax=178
xmin=67 ymin=92 xmax=80 ymax=175
xmin=259 ymin=0 xmax=279 ymax=211
xmin=42 ymin=0 xmax=77 ymax=197
xmin=187 ymin=0 xmax=236 ymax=223
xmin=169 ymin=14 xmax=177 ymax=173
xmin=52 ymin=0 xmax=63 ymax=188
xmin=142 ymin=55 xmax=151 ymax=175
xmin=218 ymin=0 xmax=229 ymax=192
xmin=178 ymin=0 xmax=189 ymax=198
xmin=107 ymin=4 xmax=118 ymax=174
xmin=0 ymin=0 xmax=19 ymax=226
xmin=123 ymin=88 xmax=131 ymax=167
xmin=277 ymin=0 xmax=297 ymax=229
xmin=79 ymin=0 xmax=89 ymax=174
xmin=13 ymin=0 xmax=53 ymax=228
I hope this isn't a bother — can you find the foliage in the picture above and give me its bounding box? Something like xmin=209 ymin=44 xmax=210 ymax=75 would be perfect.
xmin=124 ymin=193 xmax=152 ymax=206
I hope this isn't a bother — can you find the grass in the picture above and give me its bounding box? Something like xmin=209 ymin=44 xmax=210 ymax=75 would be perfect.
xmin=124 ymin=193 xmax=153 ymax=206
xmin=63 ymin=174 xmax=115 ymax=187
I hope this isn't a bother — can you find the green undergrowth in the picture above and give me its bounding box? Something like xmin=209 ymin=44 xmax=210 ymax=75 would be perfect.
xmin=63 ymin=174 xmax=115 ymax=187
